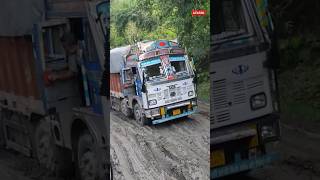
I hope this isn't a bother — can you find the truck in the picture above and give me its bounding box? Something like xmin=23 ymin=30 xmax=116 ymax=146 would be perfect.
xmin=211 ymin=0 xmax=281 ymax=178
xmin=110 ymin=40 xmax=198 ymax=125
xmin=0 ymin=0 xmax=110 ymax=179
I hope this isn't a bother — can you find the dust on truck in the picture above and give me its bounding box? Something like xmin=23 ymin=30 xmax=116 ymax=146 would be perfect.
xmin=211 ymin=0 xmax=280 ymax=178
xmin=0 ymin=0 xmax=110 ymax=179
xmin=110 ymin=40 xmax=198 ymax=125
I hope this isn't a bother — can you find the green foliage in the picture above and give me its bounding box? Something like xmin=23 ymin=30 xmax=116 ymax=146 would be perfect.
xmin=197 ymin=72 xmax=210 ymax=102
xmin=110 ymin=0 xmax=210 ymax=74
xmin=269 ymin=1 xmax=320 ymax=120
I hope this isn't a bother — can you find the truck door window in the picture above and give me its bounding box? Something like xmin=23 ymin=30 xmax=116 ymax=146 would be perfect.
xmin=124 ymin=69 xmax=133 ymax=83
xmin=213 ymin=0 xmax=247 ymax=39
xmin=43 ymin=26 xmax=65 ymax=59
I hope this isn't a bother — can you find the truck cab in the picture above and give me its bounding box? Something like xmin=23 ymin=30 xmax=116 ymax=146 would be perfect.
xmin=211 ymin=0 xmax=280 ymax=178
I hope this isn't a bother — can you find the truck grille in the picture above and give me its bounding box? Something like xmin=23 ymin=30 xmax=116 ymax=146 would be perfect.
xmin=232 ymin=81 xmax=246 ymax=105
xmin=211 ymin=76 xmax=265 ymax=128
xmin=211 ymin=79 xmax=230 ymax=123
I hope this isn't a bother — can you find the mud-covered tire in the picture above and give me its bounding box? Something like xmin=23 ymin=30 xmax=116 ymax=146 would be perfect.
xmin=133 ymin=103 xmax=148 ymax=125
xmin=76 ymin=130 xmax=100 ymax=180
xmin=121 ymin=99 xmax=132 ymax=117
xmin=34 ymin=120 xmax=71 ymax=176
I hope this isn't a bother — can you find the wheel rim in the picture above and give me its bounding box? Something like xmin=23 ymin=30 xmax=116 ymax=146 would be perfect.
xmin=79 ymin=150 xmax=97 ymax=180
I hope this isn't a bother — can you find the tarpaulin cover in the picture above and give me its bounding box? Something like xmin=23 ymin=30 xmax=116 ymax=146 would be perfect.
xmin=0 ymin=0 xmax=45 ymax=36
xmin=110 ymin=46 xmax=130 ymax=73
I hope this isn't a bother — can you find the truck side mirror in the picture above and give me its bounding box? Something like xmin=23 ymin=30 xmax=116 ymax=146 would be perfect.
xmin=141 ymin=71 xmax=147 ymax=93
xmin=142 ymin=84 xmax=147 ymax=93
xmin=266 ymin=32 xmax=280 ymax=69
xmin=193 ymin=72 xmax=198 ymax=84
xmin=131 ymin=67 xmax=137 ymax=74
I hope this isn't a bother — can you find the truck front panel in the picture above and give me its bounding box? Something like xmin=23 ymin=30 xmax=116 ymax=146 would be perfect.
xmin=211 ymin=51 xmax=275 ymax=129
xmin=211 ymin=113 xmax=280 ymax=178
xmin=145 ymin=78 xmax=196 ymax=109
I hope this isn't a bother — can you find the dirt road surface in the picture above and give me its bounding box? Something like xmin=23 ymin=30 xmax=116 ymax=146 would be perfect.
xmin=0 ymin=102 xmax=319 ymax=180
xmin=222 ymin=123 xmax=320 ymax=180
xmin=0 ymin=148 xmax=69 ymax=180
xmin=110 ymin=102 xmax=210 ymax=180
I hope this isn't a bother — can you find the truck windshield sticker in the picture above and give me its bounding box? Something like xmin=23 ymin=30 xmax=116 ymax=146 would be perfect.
xmin=160 ymin=55 xmax=176 ymax=80
xmin=140 ymin=58 xmax=161 ymax=68
xmin=170 ymin=56 xmax=185 ymax=62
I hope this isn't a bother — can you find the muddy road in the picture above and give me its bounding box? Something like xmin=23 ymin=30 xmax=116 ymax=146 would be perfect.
xmin=0 ymin=102 xmax=319 ymax=180
xmin=110 ymin=103 xmax=210 ymax=180
xmin=223 ymin=123 xmax=320 ymax=180
xmin=0 ymin=148 xmax=70 ymax=180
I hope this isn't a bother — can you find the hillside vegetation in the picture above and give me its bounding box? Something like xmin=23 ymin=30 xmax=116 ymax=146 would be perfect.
xmin=270 ymin=0 xmax=320 ymax=122
xmin=110 ymin=0 xmax=210 ymax=101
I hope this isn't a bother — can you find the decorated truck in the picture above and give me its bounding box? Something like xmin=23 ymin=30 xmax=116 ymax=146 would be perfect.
xmin=0 ymin=0 xmax=110 ymax=179
xmin=110 ymin=40 xmax=198 ymax=125
xmin=211 ymin=0 xmax=280 ymax=178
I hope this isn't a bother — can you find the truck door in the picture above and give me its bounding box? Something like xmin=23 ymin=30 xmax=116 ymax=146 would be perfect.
xmin=121 ymin=68 xmax=136 ymax=96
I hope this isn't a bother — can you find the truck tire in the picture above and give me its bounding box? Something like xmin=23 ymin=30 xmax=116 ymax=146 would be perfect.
xmin=76 ymin=130 xmax=99 ymax=180
xmin=121 ymin=99 xmax=132 ymax=117
xmin=133 ymin=103 xmax=148 ymax=125
xmin=34 ymin=120 xmax=71 ymax=176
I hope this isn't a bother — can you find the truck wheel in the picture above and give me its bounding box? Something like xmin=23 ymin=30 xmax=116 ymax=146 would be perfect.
xmin=133 ymin=103 xmax=148 ymax=125
xmin=121 ymin=99 xmax=132 ymax=117
xmin=76 ymin=130 xmax=99 ymax=180
xmin=34 ymin=120 xmax=71 ymax=176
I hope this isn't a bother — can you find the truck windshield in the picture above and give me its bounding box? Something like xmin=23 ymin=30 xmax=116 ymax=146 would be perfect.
xmin=142 ymin=56 xmax=188 ymax=82
xmin=213 ymin=0 xmax=248 ymax=41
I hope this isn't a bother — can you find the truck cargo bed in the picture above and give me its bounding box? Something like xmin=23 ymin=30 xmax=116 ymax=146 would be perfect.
xmin=110 ymin=73 xmax=122 ymax=97
xmin=0 ymin=37 xmax=45 ymax=115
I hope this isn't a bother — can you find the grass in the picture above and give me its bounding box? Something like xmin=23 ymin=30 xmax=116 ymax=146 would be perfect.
xmin=279 ymin=65 xmax=320 ymax=123
xmin=197 ymin=80 xmax=210 ymax=102
xmin=280 ymin=99 xmax=320 ymax=123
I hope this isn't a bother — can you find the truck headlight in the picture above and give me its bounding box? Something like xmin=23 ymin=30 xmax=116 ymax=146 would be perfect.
xmin=250 ymin=93 xmax=266 ymax=110
xmin=259 ymin=117 xmax=280 ymax=143
xmin=188 ymin=91 xmax=194 ymax=97
xmin=148 ymin=99 xmax=157 ymax=106
xmin=151 ymin=108 xmax=160 ymax=116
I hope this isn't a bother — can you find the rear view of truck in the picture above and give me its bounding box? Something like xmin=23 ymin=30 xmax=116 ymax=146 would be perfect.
xmin=211 ymin=0 xmax=280 ymax=178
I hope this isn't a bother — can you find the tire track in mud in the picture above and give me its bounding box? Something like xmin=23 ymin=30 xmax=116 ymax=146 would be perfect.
xmin=110 ymin=108 xmax=209 ymax=180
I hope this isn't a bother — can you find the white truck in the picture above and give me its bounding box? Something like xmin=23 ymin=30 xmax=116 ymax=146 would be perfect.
xmin=110 ymin=40 xmax=198 ymax=125
xmin=211 ymin=0 xmax=281 ymax=178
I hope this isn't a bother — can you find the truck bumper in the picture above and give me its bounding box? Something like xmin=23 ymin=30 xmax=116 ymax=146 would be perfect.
xmin=211 ymin=153 xmax=278 ymax=179
xmin=145 ymin=99 xmax=197 ymax=125
xmin=152 ymin=109 xmax=196 ymax=125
